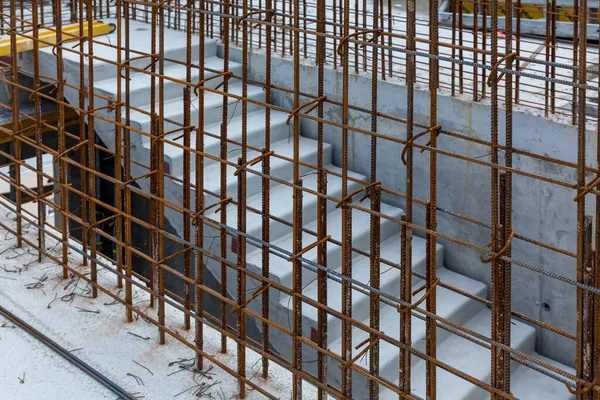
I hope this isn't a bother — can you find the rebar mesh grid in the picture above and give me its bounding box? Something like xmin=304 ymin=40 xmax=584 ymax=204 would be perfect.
xmin=1 ymin=0 xmax=599 ymax=398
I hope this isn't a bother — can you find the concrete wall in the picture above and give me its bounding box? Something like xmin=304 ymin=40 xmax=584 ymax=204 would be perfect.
xmin=225 ymin=45 xmax=598 ymax=365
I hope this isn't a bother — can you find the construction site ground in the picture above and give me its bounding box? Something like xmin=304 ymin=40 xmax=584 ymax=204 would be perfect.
xmin=0 ymin=202 xmax=320 ymax=399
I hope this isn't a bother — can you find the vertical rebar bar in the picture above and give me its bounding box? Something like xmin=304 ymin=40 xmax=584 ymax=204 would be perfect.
xmin=236 ymin=0 xmax=250 ymax=394
xmin=55 ymin=0 xmax=69 ymax=280
xmin=458 ymin=0 xmax=464 ymax=94
xmin=425 ymin=201 xmax=437 ymax=398
xmin=86 ymin=0 xmax=97 ymax=296
xmin=502 ymin=0 xmax=515 ymax=388
xmin=473 ymin=0 xmax=479 ymax=101
xmin=354 ymin=0 xmax=359 ymax=75
xmin=595 ymin=26 xmax=600 ymax=400
xmin=402 ymin=0 xmax=416 ymax=393
xmin=379 ymin=0 xmax=386 ymax=80
xmin=182 ymin=0 xmax=194 ymax=331
xmin=362 ymin=0 xmax=367 ymax=72
xmin=195 ymin=0 xmax=206 ymax=370
xmin=292 ymin=180 xmax=303 ymax=399
xmin=115 ymin=0 xmax=124 ymax=290
xmin=32 ymin=0 xmax=45 ymax=263
xmin=261 ymin=0 xmax=274 ymax=381
xmin=581 ymin=215 xmax=594 ymax=400
xmin=491 ymin=172 xmax=511 ymax=398
xmin=157 ymin=1 xmax=167 ymax=344
xmin=550 ymin=0 xmax=556 ymax=114
xmin=399 ymin=213 xmax=411 ymax=395
xmin=124 ymin=0 xmax=134 ymax=324
xmin=490 ymin=0 xmax=501 ymax=394
xmin=292 ymin=0 xmax=303 ymax=394
xmin=340 ymin=0 xmax=353 ymax=396
xmin=451 ymin=0 xmax=457 ymax=96
xmin=333 ymin=0 xmax=338 ymax=68
xmin=9 ymin=0 xmax=22 ymax=250
xmin=515 ymin=0 xmax=521 ymax=104
xmin=576 ymin=0 xmax=590 ymax=396
xmin=481 ymin=0 xmax=487 ymax=99
xmin=368 ymin=1 xmax=381 ymax=395
xmin=316 ymin=0 xmax=328 ymax=395
xmin=303 ymin=0 xmax=307 ymax=60
xmin=544 ymin=0 xmax=551 ymax=117
xmin=573 ymin=0 xmax=580 ymax=125
xmin=427 ymin=0 xmax=440 ymax=394
xmin=220 ymin=0 xmax=231 ymax=354
xmin=40 ymin=0 xmax=45 ymax=29
xmin=149 ymin=1 xmax=158 ymax=308
xmin=282 ymin=0 xmax=287 ymax=57
xmin=386 ymin=0 xmax=392 ymax=77
xmin=1 ymin=0 xmax=6 ymax=34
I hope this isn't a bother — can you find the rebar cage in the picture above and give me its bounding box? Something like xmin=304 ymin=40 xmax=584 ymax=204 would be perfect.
xmin=1 ymin=0 xmax=599 ymax=398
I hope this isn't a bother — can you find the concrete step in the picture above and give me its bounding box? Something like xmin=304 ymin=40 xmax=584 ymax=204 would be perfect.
xmin=246 ymin=202 xmax=404 ymax=290
xmin=40 ymin=18 xmax=217 ymax=83
xmin=169 ymin=135 xmax=332 ymax=202
xmin=163 ymin=109 xmax=290 ymax=177
xmin=223 ymin=164 xmax=367 ymax=241
xmin=378 ymin=307 xmax=537 ymax=400
xmin=510 ymin=354 xmax=575 ymax=400
xmin=130 ymin=82 xmax=266 ymax=143
xmin=93 ymin=56 xmax=243 ymax=108
xmin=326 ymin=267 xmax=488 ymax=397
xmin=298 ymin=233 xmax=444 ymax=344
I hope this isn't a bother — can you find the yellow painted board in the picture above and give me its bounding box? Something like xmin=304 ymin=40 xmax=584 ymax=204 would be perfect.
xmin=454 ymin=0 xmax=477 ymax=14
xmin=0 ymin=20 xmax=116 ymax=57
xmin=479 ymin=2 xmax=543 ymax=19
xmin=556 ymin=6 xmax=577 ymax=22
xmin=518 ymin=4 xmax=545 ymax=20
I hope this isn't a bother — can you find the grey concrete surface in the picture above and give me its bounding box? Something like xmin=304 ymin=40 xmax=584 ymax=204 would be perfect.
xmin=226 ymin=43 xmax=596 ymax=366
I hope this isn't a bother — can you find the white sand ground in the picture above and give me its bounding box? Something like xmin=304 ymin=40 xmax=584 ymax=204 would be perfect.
xmin=0 ymin=202 xmax=320 ymax=399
